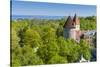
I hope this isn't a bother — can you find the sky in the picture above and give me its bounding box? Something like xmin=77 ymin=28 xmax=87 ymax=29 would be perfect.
xmin=11 ymin=0 xmax=96 ymax=17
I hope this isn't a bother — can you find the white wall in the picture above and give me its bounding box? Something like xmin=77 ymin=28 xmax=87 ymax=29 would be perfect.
xmin=75 ymin=25 xmax=80 ymax=30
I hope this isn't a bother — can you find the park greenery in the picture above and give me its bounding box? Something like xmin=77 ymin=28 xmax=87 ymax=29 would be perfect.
xmin=11 ymin=16 xmax=96 ymax=66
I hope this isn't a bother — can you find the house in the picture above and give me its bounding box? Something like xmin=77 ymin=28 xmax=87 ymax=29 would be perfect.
xmin=63 ymin=14 xmax=81 ymax=42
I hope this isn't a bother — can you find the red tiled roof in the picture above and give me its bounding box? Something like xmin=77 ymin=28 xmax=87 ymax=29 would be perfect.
xmin=63 ymin=14 xmax=80 ymax=28
xmin=73 ymin=14 xmax=80 ymax=25
xmin=63 ymin=16 xmax=73 ymax=28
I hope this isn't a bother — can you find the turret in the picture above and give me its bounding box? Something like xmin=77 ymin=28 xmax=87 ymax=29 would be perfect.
xmin=63 ymin=14 xmax=80 ymax=42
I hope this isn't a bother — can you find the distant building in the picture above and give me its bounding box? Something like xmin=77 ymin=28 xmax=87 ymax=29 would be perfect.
xmin=63 ymin=14 xmax=81 ymax=42
xmin=81 ymin=30 xmax=96 ymax=46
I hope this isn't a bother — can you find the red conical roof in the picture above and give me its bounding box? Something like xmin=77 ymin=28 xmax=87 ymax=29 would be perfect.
xmin=63 ymin=16 xmax=73 ymax=28
xmin=73 ymin=14 xmax=80 ymax=25
xmin=63 ymin=14 xmax=80 ymax=28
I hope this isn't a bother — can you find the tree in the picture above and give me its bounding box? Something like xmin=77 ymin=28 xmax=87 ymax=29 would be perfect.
xmin=57 ymin=37 xmax=81 ymax=62
xmin=42 ymin=26 xmax=57 ymax=44
xmin=48 ymin=54 xmax=67 ymax=64
xmin=12 ymin=53 xmax=21 ymax=67
xmin=11 ymin=29 xmax=20 ymax=51
xmin=80 ymin=39 xmax=91 ymax=60
xmin=65 ymin=39 xmax=81 ymax=62
xmin=80 ymin=16 xmax=96 ymax=30
xmin=22 ymin=28 xmax=42 ymax=48
xmin=56 ymin=26 xmax=63 ymax=37
xmin=57 ymin=37 xmax=69 ymax=57
xmin=18 ymin=45 xmax=43 ymax=66
xmin=37 ymin=41 xmax=59 ymax=64
xmin=11 ymin=16 xmax=96 ymax=66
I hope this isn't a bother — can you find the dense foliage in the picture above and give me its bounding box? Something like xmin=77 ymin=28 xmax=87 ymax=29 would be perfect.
xmin=80 ymin=16 xmax=96 ymax=30
xmin=11 ymin=16 xmax=96 ymax=66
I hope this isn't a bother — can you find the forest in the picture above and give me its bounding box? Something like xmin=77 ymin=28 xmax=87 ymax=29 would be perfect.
xmin=11 ymin=16 xmax=96 ymax=66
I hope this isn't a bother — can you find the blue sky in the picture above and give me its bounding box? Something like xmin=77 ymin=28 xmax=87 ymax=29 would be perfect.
xmin=11 ymin=0 xmax=96 ymax=17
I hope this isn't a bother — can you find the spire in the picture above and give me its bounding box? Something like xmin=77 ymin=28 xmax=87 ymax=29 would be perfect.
xmin=73 ymin=13 xmax=77 ymax=21
xmin=73 ymin=14 xmax=80 ymax=25
xmin=63 ymin=16 xmax=73 ymax=28
xmin=63 ymin=14 xmax=80 ymax=28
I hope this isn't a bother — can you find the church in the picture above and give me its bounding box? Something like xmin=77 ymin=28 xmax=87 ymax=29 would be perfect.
xmin=63 ymin=14 xmax=81 ymax=42
xmin=63 ymin=14 xmax=88 ymax=62
xmin=63 ymin=14 xmax=96 ymax=62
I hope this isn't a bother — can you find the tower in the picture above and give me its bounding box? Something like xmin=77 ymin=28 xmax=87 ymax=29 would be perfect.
xmin=63 ymin=14 xmax=80 ymax=42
